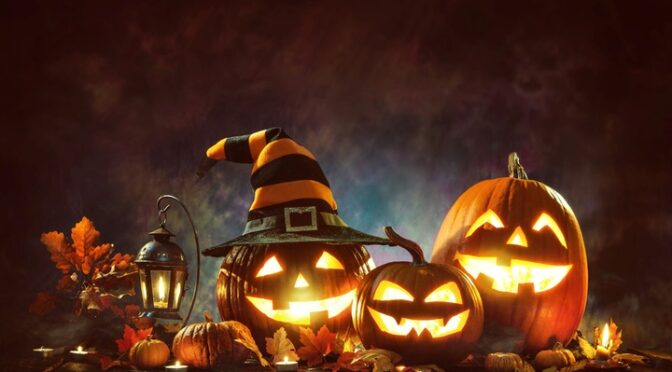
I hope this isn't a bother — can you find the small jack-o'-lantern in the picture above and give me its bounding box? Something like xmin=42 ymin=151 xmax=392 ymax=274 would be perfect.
xmin=431 ymin=153 xmax=588 ymax=353
xmin=353 ymin=227 xmax=483 ymax=368
xmin=198 ymin=128 xmax=390 ymax=345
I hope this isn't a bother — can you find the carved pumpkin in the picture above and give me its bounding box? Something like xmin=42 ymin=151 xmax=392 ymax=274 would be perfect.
xmin=129 ymin=337 xmax=170 ymax=369
xmin=353 ymin=227 xmax=483 ymax=368
xmin=217 ymin=243 xmax=372 ymax=345
xmin=431 ymin=153 xmax=588 ymax=353
xmin=172 ymin=313 xmax=252 ymax=369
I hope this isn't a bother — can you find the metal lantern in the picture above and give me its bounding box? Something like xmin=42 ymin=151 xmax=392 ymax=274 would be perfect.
xmin=135 ymin=195 xmax=200 ymax=326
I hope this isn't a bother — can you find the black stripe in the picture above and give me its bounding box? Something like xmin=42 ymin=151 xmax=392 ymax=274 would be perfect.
xmin=250 ymin=154 xmax=330 ymax=189
xmin=265 ymin=127 xmax=291 ymax=143
xmin=247 ymin=198 xmax=336 ymax=220
xmin=224 ymin=134 xmax=253 ymax=163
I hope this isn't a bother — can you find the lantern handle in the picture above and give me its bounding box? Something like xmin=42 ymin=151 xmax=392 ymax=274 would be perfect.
xmin=384 ymin=226 xmax=427 ymax=265
xmin=157 ymin=195 xmax=200 ymax=329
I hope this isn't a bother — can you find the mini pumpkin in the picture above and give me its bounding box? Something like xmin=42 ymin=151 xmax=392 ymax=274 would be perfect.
xmin=432 ymin=153 xmax=588 ymax=353
xmin=485 ymin=353 xmax=533 ymax=372
xmin=129 ymin=337 xmax=170 ymax=369
xmin=172 ymin=313 xmax=252 ymax=369
xmin=533 ymin=343 xmax=576 ymax=369
xmin=353 ymin=227 xmax=483 ymax=368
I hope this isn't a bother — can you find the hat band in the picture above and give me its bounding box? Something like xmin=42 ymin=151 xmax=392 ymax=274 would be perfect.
xmin=243 ymin=206 xmax=348 ymax=235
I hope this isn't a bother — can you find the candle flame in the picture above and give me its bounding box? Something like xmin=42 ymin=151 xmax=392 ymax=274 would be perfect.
xmin=77 ymin=346 xmax=83 ymax=352
xmin=175 ymin=360 xmax=181 ymax=366
xmin=601 ymin=323 xmax=610 ymax=348
xmin=158 ymin=276 xmax=166 ymax=302
xmin=284 ymin=356 xmax=288 ymax=362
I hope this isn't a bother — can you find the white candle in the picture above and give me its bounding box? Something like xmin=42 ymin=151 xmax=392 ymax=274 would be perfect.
xmin=33 ymin=346 xmax=54 ymax=358
xmin=165 ymin=360 xmax=188 ymax=371
xmin=275 ymin=356 xmax=298 ymax=371
xmin=69 ymin=346 xmax=88 ymax=361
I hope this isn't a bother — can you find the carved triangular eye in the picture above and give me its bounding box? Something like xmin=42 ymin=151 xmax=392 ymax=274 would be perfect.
xmin=373 ymin=280 xmax=414 ymax=302
xmin=256 ymin=256 xmax=283 ymax=277
xmin=532 ymin=213 xmax=567 ymax=248
xmin=465 ymin=209 xmax=505 ymax=238
xmin=315 ymin=251 xmax=344 ymax=270
xmin=424 ymin=282 xmax=463 ymax=304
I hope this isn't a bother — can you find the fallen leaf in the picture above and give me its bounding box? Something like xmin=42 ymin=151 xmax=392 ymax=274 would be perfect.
xmin=612 ymin=353 xmax=647 ymax=365
xmin=235 ymin=327 xmax=270 ymax=367
xmin=265 ymin=327 xmax=299 ymax=363
xmin=324 ymin=352 xmax=368 ymax=371
xmin=298 ymin=325 xmax=336 ymax=366
xmin=608 ymin=319 xmax=623 ymax=354
xmin=41 ymin=231 xmax=75 ymax=273
xmin=115 ymin=324 xmax=153 ymax=353
xmin=29 ymin=292 xmax=57 ymax=316
xmin=352 ymin=348 xmax=402 ymax=372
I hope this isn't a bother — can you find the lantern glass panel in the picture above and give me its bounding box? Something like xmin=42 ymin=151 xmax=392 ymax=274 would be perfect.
xmin=151 ymin=270 xmax=171 ymax=309
xmin=139 ymin=268 xmax=149 ymax=309
xmin=172 ymin=270 xmax=186 ymax=310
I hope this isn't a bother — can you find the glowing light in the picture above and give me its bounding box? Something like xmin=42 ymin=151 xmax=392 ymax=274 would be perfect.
xmin=424 ymin=282 xmax=462 ymax=304
xmin=174 ymin=281 xmax=181 ymax=307
xmin=373 ymin=280 xmax=414 ymax=302
xmin=246 ymin=289 xmax=356 ymax=325
xmin=455 ymin=253 xmax=572 ymax=293
xmin=284 ymin=356 xmax=288 ymax=363
xmin=158 ymin=276 xmax=166 ymax=302
xmin=257 ymin=256 xmax=283 ymax=277
xmin=294 ymin=273 xmax=309 ymax=288
xmin=506 ymin=226 xmax=528 ymax=247
xmin=315 ymin=251 xmax=344 ymax=270
xmin=77 ymin=346 xmax=83 ymax=353
xmin=532 ymin=213 xmax=567 ymax=248
xmin=367 ymin=306 xmax=470 ymax=337
xmin=601 ymin=323 xmax=610 ymax=348
xmin=465 ymin=209 xmax=505 ymax=238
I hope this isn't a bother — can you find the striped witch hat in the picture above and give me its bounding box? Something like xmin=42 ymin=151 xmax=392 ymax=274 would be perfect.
xmin=197 ymin=127 xmax=391 ymax=256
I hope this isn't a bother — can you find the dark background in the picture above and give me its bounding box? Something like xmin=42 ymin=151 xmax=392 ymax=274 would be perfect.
xmin=2 ymin=0 xmax=671 ymax=361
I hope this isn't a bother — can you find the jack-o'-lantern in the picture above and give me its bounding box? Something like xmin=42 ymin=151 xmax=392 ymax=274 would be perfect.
xmin=431 ymin=153 xmax=588 ymax=353
xmin=353 ymin=227 xmax=483 ymax=368
xmin=198 ymin=128 xmax=390 ymax=345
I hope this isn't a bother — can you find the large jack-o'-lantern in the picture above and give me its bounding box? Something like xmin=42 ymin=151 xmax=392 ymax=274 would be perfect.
xmin=353 ymin=227 xmax=483 ymax=368
xmin=198 ymin=128 xmax=390 ymax=345
xmin=431 ymin=153 xmax=588 ymax=354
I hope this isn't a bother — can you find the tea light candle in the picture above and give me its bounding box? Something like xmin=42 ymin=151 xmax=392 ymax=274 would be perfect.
xmin=595 ymin=345 xmax=610 ymax=361
xmin=165 ymin=360 xmax=188 ymax=371
xmin=69 ymin=346 xmax=88 ymax=361
xmin=275 ymin=356 xmax=298 ymax=371
xmin=33 ymin=346 xmax=54 ymax=358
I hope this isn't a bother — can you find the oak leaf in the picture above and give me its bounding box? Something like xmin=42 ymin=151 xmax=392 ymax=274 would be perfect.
xmin=115 ymin=324 xmax=153 ymax=353
xmin=29 ymin=292 xmax=57 ymax=316
xmin=71 ymin=217 xmax=100 ymax=262
xmin=41 ymin=231 xmax=74 ymax=273
xmin=297 ymin=325 xmax=336 ymax=366
xmin=56 ymin=274 xmax=78 ymax=292
xmin=265 ymin=327 xmax=298 ymax=363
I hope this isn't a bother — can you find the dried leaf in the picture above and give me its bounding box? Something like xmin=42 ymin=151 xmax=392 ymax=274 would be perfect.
xmin=71 ymin=217 xmax=100 ymax=262
xmin=114 ymin=324 xmax=153 ymax=353
xmin=298 ymin=325 xmax=336 ymax=366
xmin=265 ymin=327 xmax=299 ymax=363
xmin=324 ymin=352 xmax=368 ymax=371
xmin=29 ymin=292 xmax=57 ymax=316
xmin=568 ymin=331 xmax=596 ymax=360
xmin=609 ymin=319 xmax=623 ymax=354
xmin=90 ymin=243 xmax=111 ymax=262
xmin=56 ymin=274 xmax=78 ymax=292
xmin=235 ymin=327 xmax=270 ymax=367
xmin=352 ymin=348 xmax=402 ymax=372
xmin=93 ymin=266 xmax=137 ymax=292
xmin=612 ymin=353 xmax=647 ymax=365
xmin=41 ymin=231 xmax=74 ymax=273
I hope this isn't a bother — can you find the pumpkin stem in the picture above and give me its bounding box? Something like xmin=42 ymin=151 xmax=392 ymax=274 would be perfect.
xmin=508 ymin=152 xmax=528 ymax=179
xmin=204 ymin=310 xmax=213 ymax=323
xmin=384 ymin=226 xmax=426 ymax=265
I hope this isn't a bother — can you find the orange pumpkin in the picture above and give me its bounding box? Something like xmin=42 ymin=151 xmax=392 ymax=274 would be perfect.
xmin=172 ymin=313 xmax=252 ymax=369
xmin=129 ymin=337 xmax=170 ymax=369
xmin=431 ymin=153 xmax=588 ymax=353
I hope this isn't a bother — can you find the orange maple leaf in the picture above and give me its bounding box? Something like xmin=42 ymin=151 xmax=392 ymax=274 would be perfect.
xmin=41 ymin=231 xmax=75 ymax=273
xmin=71 ymin=217 xmax=101 ymax=263
xmin=298 ymin=325 xmax=336 ymax=367
xmin=115 ymin=324 xmax=153 ymax=353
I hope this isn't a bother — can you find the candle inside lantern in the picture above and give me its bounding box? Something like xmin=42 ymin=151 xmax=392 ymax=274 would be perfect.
xmin=595 ymin=323 xmax=612 ymax=361
xmin=33 ymin=346 xmax=54 ymax=358
xmin=275 ymin=356 xmax=298 ymax=371
xmin=69 ymin=346 xmax=88 ymax=361
xmin=165 ymin=360 xmax=188 ymax=371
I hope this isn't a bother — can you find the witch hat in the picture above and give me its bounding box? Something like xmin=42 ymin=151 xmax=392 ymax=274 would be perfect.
xmin=197 ymin=127 xmax=391 ymax=256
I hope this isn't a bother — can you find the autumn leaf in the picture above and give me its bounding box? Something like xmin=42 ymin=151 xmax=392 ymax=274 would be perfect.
xmin=29 ymin=292 xmax=57 ymax=316
xmin=71 ymin=217 xmax=100 ymax=263
xmin=352 ymin=348 xmax=402 ymax=372
xmin=266 ymin=327 xmax=299 ymax=363
xmin=609 ymin=319 xmax=623 ymax=354
xmin=297 ymin=325 xmax=336 ymax=367
xmin=41 ymin=231 xmax=75 ymax=273
xmin=324 ymin=352 xmax=368 ymax=372
xmin=56 ymin=274 xmax=78 ymax=292
xmin=115 ymin=324 xmax=153 ymax=353
xmin=235 ymin=325 xmax=270 ymax=367
xmin=90 ymin=243 xmax=112 ymax=262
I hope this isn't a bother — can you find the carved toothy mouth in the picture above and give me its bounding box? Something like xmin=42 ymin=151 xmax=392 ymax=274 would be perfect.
xmin=367 ymin=306 xmax=470 ymax=338
xmin=246 ymin=289 xmax=356 ymax=326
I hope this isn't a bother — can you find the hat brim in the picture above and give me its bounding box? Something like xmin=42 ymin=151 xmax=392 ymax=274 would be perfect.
xmin=202 ymin=226 xmax=392 ymax=256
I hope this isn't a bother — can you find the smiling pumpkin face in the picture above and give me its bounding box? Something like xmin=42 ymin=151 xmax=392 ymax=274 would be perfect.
xmin=432 ymin=174 xmax=588 ymax=353
xmin=217 ymin=243 xmax=372 ymax=345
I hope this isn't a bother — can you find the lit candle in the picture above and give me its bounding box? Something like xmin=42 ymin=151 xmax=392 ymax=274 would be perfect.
xmin=69 ymin=346 xmax=88 ymax=361
xmin=33 ymin=346 xmax=54 ymax=358
xmin=595 ymin=323 xmax=611 ymax=361
xmin=165 ymin=360 xmax=188 ymax=371
xmin=275 ymin=356 xmax=298 ymax=371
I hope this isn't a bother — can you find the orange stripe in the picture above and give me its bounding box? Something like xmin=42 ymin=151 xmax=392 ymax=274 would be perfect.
xmin=206 ymin=138 xmax=227 ymax=160
xmin=248 ymin=130 xmax=267 ymax=161
xmin=250 ymin=180 xmax=337 ymax=211
xmin=251 ymin=138 xmax=317 ymax=174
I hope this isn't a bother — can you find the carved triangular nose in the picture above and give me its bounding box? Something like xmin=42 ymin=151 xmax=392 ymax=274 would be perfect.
xmin=294 ymin=273 xmax=309 ymax=288
xmin=506 ymin=226 xmax=528 ymax=247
